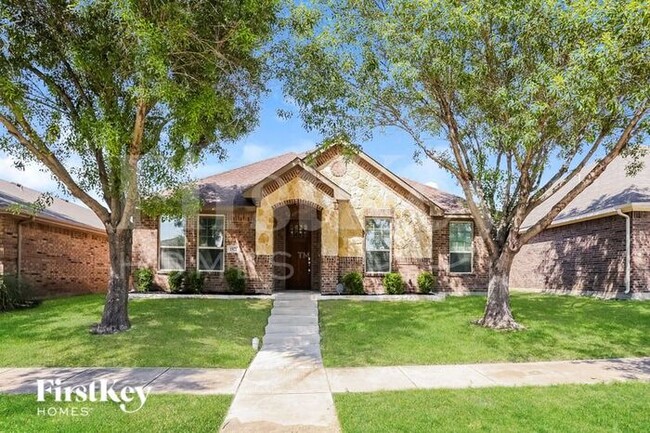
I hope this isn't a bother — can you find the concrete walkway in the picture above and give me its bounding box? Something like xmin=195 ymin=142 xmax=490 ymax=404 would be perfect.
xmin=0 ymin=367 xmax=245 ymax=395
xmin=220 ymin=291 xmax=341 ymax=433
xmin=2 ymin=357 xmax=648 ymax=397
xmin=327 ymin=357 xmax=650 ymax=393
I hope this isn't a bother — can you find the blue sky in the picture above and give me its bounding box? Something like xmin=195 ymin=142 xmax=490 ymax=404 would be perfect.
xmin=0 ymin=81 xmax=462 ymax=204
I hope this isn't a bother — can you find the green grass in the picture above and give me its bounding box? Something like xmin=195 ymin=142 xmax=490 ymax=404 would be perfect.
xmin=0 ymin=394 xmax=231 ymax=433
xmin=0 ymin=295 xmax=271 ymax=368
xmin=319 ymin=294 xmax=650 ymax=367
xmin=334 ymin=382 xmax=650 ymax=433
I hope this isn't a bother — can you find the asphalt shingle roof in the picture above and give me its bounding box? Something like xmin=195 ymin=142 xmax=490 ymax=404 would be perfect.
xmin=524 ymin=149 xmax=650 ymax=227
xmin=196 ymin=150 xmax=469 ymax=214
xmin=0 ymin=179 xmax=105 ymax=231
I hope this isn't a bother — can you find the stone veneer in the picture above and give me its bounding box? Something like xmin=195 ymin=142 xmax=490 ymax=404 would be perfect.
xmin=132 ymin=150 xmax=492 ymax=294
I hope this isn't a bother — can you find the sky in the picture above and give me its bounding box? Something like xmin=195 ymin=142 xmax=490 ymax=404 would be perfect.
xmin=0 ymin=81 xmax=462 ymax=207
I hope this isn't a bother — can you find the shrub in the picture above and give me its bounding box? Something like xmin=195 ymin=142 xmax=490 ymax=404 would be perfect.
xmin=168 ymin=271 xmax=205 ymax=294
xmin=224 ymin=268 xmax=246 ymax=294
xmin=417 ymin=272 xmax=436 ymax=294
xmin=168 ymin=271 xmax=185 ymax=293
xmin=383 ymin=272 xmax=405 ymax=294
xmin=185 ymin=270 xmax=205 ymax=294
xmin=0 ymin=274 xmax=36 ymax=312
xmin=132 ymin=268 xmax=154 ymax=292
xmin=342 ymin=271 xmax=364 ymax=295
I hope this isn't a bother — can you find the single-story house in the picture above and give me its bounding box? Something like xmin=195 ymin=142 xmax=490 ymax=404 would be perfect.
xmin=510 ymin=151 xmax=650 ymax=297
xmin=132 ymin=145 xmax=490 ymax=294
xmin=0 ymin=179 xmax=109 ymax=297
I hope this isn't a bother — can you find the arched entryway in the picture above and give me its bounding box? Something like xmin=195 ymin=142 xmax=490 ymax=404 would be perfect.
xmin=273 ymin=201 xmax=322 ymax=291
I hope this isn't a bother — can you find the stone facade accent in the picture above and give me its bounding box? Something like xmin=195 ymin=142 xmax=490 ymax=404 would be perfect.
xmin=510 ymin=215 xmax=628 ymax=294
xmin=0 ymin=214 xmax=109 ymax=297
xmin=131 ymin=151 xmax=491 ymax=295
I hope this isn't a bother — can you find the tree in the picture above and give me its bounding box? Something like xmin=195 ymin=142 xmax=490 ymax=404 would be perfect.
xmin=277 ymin=0 xmax=649 ymax=329
xmin=0 ymin=0 xmax=279 ymax=333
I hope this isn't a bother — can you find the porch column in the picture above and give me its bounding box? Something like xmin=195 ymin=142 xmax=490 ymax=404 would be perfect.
xmin=320 ymin=205 xmax=340 ymax=294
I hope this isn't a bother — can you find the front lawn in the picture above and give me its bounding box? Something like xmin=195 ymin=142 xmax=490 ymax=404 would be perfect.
xmin=319 ymin=294 xmax=650 ymax=367
xmin=0 ymin=295 xmax=271 ymax=368
xmin=334 ymin=382 xmax=650 ymax=433
xmin=0 ymin=394 xmax=231 ymax=433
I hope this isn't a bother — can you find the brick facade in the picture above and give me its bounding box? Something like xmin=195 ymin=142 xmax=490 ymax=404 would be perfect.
xmin=0 ymin=214 xmax=109 ymax=297
xmin=432 ymin=217 xmax=490 ymax=292
xmin=632 ymin=212 xmax=650 ymax=293
xmin=510 ymin=215 xmax=629 ymax=294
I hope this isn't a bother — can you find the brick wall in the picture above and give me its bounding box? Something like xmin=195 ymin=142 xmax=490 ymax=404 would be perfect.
xmin=432 ymin=217 xmax=490 ymax=292
xmin=0 ymin=214 xmax=109 ymax=297
xmin=632 ymin=211 xmax=650 ymax=293
xmin=510 ymin=215 xmax=627 ymax=293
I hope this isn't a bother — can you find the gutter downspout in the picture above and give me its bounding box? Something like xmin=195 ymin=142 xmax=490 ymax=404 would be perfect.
xmin=616 ymin=209 xmax=631 ymax=294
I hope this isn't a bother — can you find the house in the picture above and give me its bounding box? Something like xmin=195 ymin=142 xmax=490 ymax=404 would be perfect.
xmin=0 ymin=179 xmax=109 ymax=297
xmin=132 ymin=145 xmax=490 ymax=294
xmin=510 ymin=150 xmax=650 ymax=298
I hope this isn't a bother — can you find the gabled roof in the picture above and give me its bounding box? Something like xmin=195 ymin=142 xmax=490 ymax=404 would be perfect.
xmin=195 ymin=148 xmax=468 ymax=214
xmin=197 ymin=152 xmax=302 ymax=206
xmin=524 ymin=149 xmax=650 ymax=228
xmin=404 ymin=179 xmax=469 ymax=215
xmin=242 ymin=158 xmax=351 ymax=203
xmin=0 ymin=179 xmax=105 ymax=232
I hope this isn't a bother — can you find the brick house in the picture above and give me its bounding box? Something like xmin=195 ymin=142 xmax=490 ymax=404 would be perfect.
xmin=132 ymin=145 xmax=489 ymax=294
xmin=510 ymin=151 xmax=650 ymax=297
xmin=0 ymin=179 xmax=109 ymax=297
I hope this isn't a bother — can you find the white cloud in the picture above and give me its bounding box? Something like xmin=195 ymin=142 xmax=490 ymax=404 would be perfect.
xmin=396 ymin=157 xmax=461 ymax=195
xmin=241 ymin=143 xmax=272 ymax=164
xmin=0 ymin=154 xmax=59 ymax=192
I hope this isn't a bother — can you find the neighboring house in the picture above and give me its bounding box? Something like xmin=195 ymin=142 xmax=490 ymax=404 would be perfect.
xmin=132 ymin=146 xmax=490 ymax=294
xmin=0 ymin=179 xmax=109 ymax=297
xmin=510 ymin=150 xmax=650 ymax=297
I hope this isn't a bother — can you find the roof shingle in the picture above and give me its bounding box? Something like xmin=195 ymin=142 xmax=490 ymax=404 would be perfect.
xmin=0 ymin=179 xmax=104 ymax=231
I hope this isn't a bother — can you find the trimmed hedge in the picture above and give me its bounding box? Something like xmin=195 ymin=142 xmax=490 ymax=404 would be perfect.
xmin=383 ymin=272 xmax=405 ymax=294
xmin=417 ymin=272 xmax=436 ymax=294
xmin=224 ymin=268 xmax=246 ymax=294
xmin=342 ymin=271 xmax=364 ymax=295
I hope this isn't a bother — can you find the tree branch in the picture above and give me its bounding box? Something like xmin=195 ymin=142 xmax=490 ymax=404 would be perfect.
xmin=0 ymin=113 xmax=111 ymax=224
xmin=520 ymin=104 xmax=648 ymax=245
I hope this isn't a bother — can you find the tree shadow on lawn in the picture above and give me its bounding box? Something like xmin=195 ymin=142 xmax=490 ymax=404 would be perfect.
xmin=0 ymin=296 xmax=271 ymax=368
xmin=319 ymin=294 xmax=650 ymax=366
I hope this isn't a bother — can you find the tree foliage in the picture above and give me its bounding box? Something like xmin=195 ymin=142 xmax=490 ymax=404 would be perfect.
xmin=0 ymin=0 xmax=279 ymax=332
xmin=277 ymin=0 xmax=649 ymax=328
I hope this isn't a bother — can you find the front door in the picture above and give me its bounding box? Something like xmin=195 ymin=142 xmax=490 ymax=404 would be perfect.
xmin=286 ymin=220 xmax=311 ymax=290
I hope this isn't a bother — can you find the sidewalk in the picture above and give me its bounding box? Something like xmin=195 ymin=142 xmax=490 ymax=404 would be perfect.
xmin=220 ymin=291 xmax=341 ymax=433
xmin=2 ymin=356 xmax=648 ymax=396
xmin=327 ymin=357 xmax=650 ymax=393
xmin=0 ymin=367 xmax=245 ymax=395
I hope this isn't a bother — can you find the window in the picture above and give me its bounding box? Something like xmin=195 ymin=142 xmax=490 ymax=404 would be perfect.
xmin=159 ymin=217 xmax=186 ymax=271
xmin=197 ymin=215 xmax=225 ymax=272
xmin=449 ymin=221 xmax=473 ymax=273
xmin=365 ymin=218 xmax=391 ymax=273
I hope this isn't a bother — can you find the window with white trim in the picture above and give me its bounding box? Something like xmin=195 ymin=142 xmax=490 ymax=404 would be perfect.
xmin=159 ymin=217 xmax=186 ymax=271
xmin=365 ymin=218 xmax=391 ymax=273
xmin=449 ymin=221 xmax=473 ymax=273
xmin=197 ymin=215 xmax=225 ymax=272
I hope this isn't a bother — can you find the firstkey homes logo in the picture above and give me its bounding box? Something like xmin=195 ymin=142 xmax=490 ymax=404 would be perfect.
xmin=36 ymin=378 xmax=151 ymax=416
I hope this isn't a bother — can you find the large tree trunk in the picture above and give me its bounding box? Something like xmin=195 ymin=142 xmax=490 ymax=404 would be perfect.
xmin=476 ymin=251 xmax=523 ymax=330
xmin=91 ymin=227 xmax=132 ymax=334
